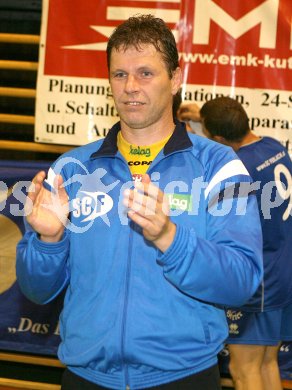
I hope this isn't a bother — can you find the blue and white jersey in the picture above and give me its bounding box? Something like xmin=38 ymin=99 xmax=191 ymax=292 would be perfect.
xmin=238 ymin=136 xmax=292 ymax=311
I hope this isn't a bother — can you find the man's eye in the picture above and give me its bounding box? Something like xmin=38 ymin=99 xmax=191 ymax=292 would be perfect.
xmin=142 ymin=71 xmax=152 ymax=77
xmin=114 ymin=72 xmax=126 ymax=78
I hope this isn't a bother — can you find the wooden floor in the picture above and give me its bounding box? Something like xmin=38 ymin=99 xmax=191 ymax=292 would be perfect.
xmin=220 ymin=378 xmax=292 ymax=389
xmin=0 ymin=378 xmax=291 ymax=390
xmin=0 ymin=380 xmax=60 ymax=390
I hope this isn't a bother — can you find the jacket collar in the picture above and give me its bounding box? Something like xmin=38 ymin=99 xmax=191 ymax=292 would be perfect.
xmin=90 ymin=120 xmax=192 ymax=159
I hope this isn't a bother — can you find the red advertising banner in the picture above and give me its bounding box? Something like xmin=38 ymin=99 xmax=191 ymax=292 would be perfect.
xmin=44 ymin=0 xmax=180 ymax=79
xmin=178 ymin=0 xmax=291 ymax=90
xmin=35 ymin=0 xmax=292 ymax=154
xmin=177 ymin=0 xmax=292 ymax=155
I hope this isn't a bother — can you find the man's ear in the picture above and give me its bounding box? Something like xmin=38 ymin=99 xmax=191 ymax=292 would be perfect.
xmin=171 ymin=67 xmax=182 ymax=94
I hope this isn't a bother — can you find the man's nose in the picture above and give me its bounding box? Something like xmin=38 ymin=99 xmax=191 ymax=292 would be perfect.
xmin=124 ymin=75 xmax=139 ymax=93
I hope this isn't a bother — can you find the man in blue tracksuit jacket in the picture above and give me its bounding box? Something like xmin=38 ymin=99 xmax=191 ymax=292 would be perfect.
xmin=16 ymin=15 xmax=263 ymax=390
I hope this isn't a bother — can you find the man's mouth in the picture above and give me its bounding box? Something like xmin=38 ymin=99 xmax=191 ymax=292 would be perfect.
xmin=124 ymin=101 xmax=145 ymax=106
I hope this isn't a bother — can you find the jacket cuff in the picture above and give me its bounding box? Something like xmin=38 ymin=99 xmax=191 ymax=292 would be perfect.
xmin=32 ymin=231 xmax=69 ymax=254
xmin=157 ymin=224 xmax=197 ymax=266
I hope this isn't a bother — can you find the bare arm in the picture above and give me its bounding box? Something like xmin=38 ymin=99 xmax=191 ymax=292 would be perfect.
xmin=177 ymin=103 xmax=201 ymax=122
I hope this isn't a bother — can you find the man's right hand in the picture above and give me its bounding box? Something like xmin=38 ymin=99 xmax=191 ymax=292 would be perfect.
xmin=25 ymin=171 xmax=69 ymax=242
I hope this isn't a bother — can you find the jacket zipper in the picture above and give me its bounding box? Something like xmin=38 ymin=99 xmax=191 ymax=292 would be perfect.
xmin=95 ymin=150 xmax=189 ymax=388
xmin=120 ymin=154 xmax=162 ymax=389
xmin=121 ymin=223 xmax=134 ymax=389
xmin=119 ymin=155 xmax=134 ymax=390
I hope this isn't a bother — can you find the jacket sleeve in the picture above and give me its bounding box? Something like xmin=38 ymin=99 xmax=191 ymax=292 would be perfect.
xmin=158 ymin=195 xmax=263 ymax=307
xmin=16 ymin=225 xmax=70 ymax=304
xmin=157 ymin=157 xmax=263 ymax=307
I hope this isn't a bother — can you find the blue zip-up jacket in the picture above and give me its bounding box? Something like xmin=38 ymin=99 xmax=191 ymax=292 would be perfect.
xmin=16 ymin=122 xmax=263 ymax=389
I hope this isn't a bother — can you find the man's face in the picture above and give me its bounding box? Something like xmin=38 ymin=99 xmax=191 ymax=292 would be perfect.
xmin=109 ymin=44 xmax=180 ymax=132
